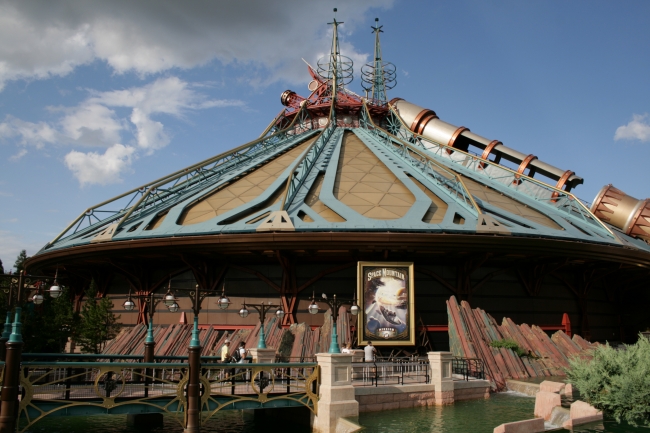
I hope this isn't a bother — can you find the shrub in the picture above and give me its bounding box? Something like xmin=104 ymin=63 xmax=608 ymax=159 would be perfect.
xmin=565 ymin=334 xmax=650 ymax=427
xmin=490 ymin=338 xmax=528 ymax=357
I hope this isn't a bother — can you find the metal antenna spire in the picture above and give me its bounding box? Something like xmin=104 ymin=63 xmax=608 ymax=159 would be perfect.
xmin=371 ymin=18 xmax=386 ymax=102
xmin=361 ymin=17 xmax=396 ymax=103
xmin=328 ymin=8 xmax=343 ymax=100
xmin=317 ymin=8 xmax=353 ymax=102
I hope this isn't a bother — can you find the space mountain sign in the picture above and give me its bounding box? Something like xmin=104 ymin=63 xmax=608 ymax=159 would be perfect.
xmin=357 ymin=262 xmax=415 ymax=346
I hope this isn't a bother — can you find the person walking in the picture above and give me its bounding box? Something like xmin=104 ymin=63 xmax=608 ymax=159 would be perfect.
xmin=364 ymin=341 xmax=376 ymax=362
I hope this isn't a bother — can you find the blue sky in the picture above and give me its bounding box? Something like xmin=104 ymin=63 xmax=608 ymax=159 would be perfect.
xmin=1 ymin=0 xmax=649 ymax=269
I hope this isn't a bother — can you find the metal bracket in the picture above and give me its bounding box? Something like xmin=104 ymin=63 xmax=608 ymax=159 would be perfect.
xmin=256 ymin=211 xmax=295 ymax=232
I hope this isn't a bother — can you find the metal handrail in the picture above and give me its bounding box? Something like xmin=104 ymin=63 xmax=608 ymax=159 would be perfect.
xmin=351 ymin=358 xmax=430 ymax=387
xmin=452 ymin=357 xmax=485 ymax=381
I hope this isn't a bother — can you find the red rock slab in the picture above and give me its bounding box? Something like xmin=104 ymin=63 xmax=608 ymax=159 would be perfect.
xmin=534 ymin=390 xmax=561 ymax=420
xmin=570 ymin=400 xmax=602 ymax=418
xmin=539 ymin=380 xmax=565 ymax=393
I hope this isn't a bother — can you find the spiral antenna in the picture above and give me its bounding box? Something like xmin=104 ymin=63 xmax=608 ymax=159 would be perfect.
xmin=361 ymin=18 xmax=396 ymax=102
xmin=317 ymin=9 xmax=354 ymax=93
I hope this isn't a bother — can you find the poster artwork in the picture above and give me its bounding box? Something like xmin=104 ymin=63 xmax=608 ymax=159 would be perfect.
xmin=358 ymin=262 xmax=414 ymax=345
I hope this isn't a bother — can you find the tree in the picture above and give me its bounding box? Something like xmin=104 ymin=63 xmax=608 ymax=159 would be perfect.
xmin=13 ymin=250 xmax=28 ymax=274
xmin=566 ymin=335 xmax=650 ymax=427
xmin=76 ymin=282 xmax=121 ymax=354
xmin=22 ymin=288 xmax=79 ymax=353
xmin=0 ymin=258 xmax=4 ymax=274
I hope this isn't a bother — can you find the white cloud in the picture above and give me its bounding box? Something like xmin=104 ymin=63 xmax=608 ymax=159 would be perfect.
xmin=64 ymin=143 xmax=136 ymax=186
xmin=87 ymin=77 xmax=243 ymax=152
xmin=0 ymin=1 xmax=393 ymax=90
xmin=2 ymin=77 xmax=243 ymax=183
xmin=59 ymin=103 xmax=123 ymax=147
xmin=0 ymin=116 xmax=58 ymax=148
xmin=614 ymin=114 xmax=650 ymax=142
xmin=9 ymin=149 xmax=27 ymax=161
xmin=130 ymin=108 xmax=168 ymax=152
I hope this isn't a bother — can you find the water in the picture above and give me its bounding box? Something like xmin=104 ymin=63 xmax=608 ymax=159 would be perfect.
xmin=25 ymin=393 xmax=649 ymax=432
xmin=359 ymin=392 xmax=535 ymax=432
xmin=25 ymin=410 xmax=310 ymax=433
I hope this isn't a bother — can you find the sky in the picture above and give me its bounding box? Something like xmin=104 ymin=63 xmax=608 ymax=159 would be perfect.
xmin=1 ymin=0 xmax=649 ymax=270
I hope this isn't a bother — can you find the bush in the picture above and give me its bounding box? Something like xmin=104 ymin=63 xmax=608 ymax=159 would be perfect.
xmin=566 ymin=334 xmax=650 ymax=427
xmin=490 ymin=338 xmax=528 ymax=357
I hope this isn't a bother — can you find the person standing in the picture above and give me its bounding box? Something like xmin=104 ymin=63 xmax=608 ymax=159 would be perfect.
xmin=238 ymin=342 xmax=248 ymax=364
xmin=364 ymin=341 xmax=376 ymax=362
xmin=221 ymin=340 xmax=231 ymax=362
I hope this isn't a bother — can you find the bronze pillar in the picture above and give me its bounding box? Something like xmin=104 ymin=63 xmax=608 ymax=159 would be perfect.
xmin=185 ymin=345 xmax=202 ymax=433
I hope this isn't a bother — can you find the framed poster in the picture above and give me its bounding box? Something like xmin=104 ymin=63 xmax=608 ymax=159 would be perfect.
xmin=357 ymin=262 xmax=415 ymax=346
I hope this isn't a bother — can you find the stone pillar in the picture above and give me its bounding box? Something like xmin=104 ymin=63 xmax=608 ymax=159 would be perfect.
xmin=311 ymin=353 xmax=359 ymax=433
xmin=428 ymin=351 xmax=454 ymax=405
xmin=248 ymin=348 xmax=276 ymax=363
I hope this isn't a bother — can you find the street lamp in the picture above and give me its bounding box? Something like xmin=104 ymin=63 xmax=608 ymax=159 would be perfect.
xmin=165 ymin=282 xmax=231 ymax=348
xmin=28 ymin=268 xmax=65 ymax=307
xmin=0 ymin=271 xmax=64 ymax=352
xmin=308 ymin=291 xmax=359 ymax=354
xmin=122 ymin=285 xmax=181 ymax=362
xmin=238 ymin=300 xmax=284 ymax=349
xmin=165 ymin=280 xmax=230 ymax=433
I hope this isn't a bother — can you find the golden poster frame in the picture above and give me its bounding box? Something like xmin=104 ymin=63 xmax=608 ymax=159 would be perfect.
xmin=357 ymin=261 xmax=415 ymax=346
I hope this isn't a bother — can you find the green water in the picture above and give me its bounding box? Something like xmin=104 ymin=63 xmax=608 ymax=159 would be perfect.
xmin=359 ymin=393 xmax=648 ymax=433
xmin=25 ymin=393 xmax=649 ymax=432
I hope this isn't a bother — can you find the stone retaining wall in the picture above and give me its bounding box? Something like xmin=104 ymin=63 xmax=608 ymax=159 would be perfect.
xmin=454 ymin=380 xmax=491 ymax=401
xmin=354 ymin=380 xmax=490 ymax=413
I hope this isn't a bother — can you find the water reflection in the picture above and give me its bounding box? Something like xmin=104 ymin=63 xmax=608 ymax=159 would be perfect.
xmin=25 ymin=393 xmax=648 ymax=433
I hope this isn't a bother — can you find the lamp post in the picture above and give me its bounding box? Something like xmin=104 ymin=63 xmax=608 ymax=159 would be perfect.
xmin=0 ymin=270 xmax=62 ymax=432
xmin=123 ymin=287 xmax=175 ymax=363
xmin=308 ymin=292 xmax=359 ymax=354
xmin=165 ymin=281 xmax=230 ymax=433
xmin=0 ymin=270 xmax=63 ymax=361
xmin=239 ymin=301 xmax=284 ymax=349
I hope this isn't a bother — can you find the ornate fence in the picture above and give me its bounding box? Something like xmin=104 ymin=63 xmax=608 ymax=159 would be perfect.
xmin=11 ymin=360 xmax=318 ymax=433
